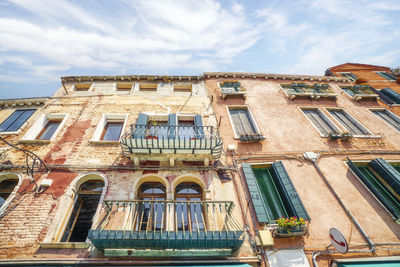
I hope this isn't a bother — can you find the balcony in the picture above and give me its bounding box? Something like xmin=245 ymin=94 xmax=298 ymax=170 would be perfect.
xmin=219 ymin=81 xmax=246 ymax=99
xmin=281 ymin=83 xmax=337 ymax=100
xmin=120 ymin=125 xmax=222 ymax=165
xmin=88 ymin=200 xmax=245 ymax=257
xmin=341 ymin=85 xmax=379 ymax=101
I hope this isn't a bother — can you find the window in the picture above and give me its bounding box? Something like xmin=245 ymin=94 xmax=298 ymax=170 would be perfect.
xmin=242 ymin=162 xmax=309 ymax=223
xmin=347 ymin=158 xmax=400 ymax=221
xmin=139 ymin=83 xmax=157 ymax=91
xmin=174 ymin=83 xmax=192 ymax=92
xmin=228 ymin=106 xmax=261 ymax=139
xmin=74 ymin=83 xmax=92 ymax=91
xmin=175 ymin=183 xmax=204 ymax=231
xmin=60 ymin=180 xmax=104 ymax=242
xmin=376 ymin=71 xmax=397 ymax=81
xmin=340 ymin=72 xmax=358 ymax=81
xmin=137 ymin=182 xmax=166 ymax=231
xmin=370 ymin=109 xmax=400 ymax=133
xmin=100 ymin=122 xmax=124 ymax=141
xmin=116 ymin=82 xmax=133 ymax=91
xmin=0 ymin=178 xmax=18 ymax=208
xmin=300 ymin=108 xmax=340 ymax=136
xmin=91 ymin=114 xmax=128 ymax=142
xmin=0 ymin=109 xmax=36 ymax=132
xmin=21 ymin=113 xmax=68 ymax=142
xmin=327 ymin=109 xmax=371 ymax=136
xmin=378 ymin=88 xmax=400 ymax=104
xmin=36 ymin=119 xmax=62 ymax=140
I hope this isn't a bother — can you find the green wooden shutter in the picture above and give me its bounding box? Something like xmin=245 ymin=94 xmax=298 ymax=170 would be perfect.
xmin=369 ymin=158 xmax=400 ymax=196
xmin=194 ymin=114 xmax=204 ymax=138
xmin=241 ymin=163 xmax=269 ymax=223
xmin=271 ymin=161 xmax=310 ymax=220
xmin=347 ymin=159 xmax=400 ymax=220
xmin=168 ymin=114 xmax=177 ymax=139
xmin=381 ymin=88 xmax=400 ymax=104
xmin=135 ymin=113 xmax=148 ymax=138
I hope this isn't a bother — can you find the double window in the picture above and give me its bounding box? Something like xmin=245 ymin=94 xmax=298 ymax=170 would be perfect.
xmin=136 ymin=182 xmax=204 ymax=232
xmin=377 ymin=88 xmax=400 ymax=104
xmin=348 ymin=158 xmax=400 ymax=221
xmin=242 ymin=162 xmax=309 ymax=223
xmin=0 ymin=109 xmax=36 ymax=133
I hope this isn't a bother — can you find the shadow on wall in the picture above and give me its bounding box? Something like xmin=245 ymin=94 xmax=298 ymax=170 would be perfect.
xmin=345 ymin=169 xmax=400 ymax=240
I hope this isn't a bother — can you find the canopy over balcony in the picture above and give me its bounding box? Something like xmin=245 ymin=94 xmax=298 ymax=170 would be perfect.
xmin=88 ymin=200 xmax=244 ymax=257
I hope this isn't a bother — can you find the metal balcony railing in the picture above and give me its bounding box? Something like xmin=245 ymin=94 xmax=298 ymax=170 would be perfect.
xmin=120 ymin=125 xmax=222 ymax=159
xmin=88 ymin=200 xmax=244 ymax=251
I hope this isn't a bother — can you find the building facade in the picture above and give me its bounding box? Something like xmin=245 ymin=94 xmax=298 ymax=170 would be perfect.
xmin=0 ymin=65 xmax=400 ymax=267
xmin=205 ymin=71 xmax=400 ymax=266
xmin=0 ymin=76 xmax=254 ymax=266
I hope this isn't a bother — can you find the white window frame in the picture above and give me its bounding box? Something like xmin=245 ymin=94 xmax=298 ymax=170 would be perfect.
xmin=368 ymin=108 xmax=400 ymax=133
xmin=226 ymin=105 xmax=262 ymax=139
xmin=298 ymin=107 xmax=342 ymax=137
xmin=91 ymin=114 xmax=129 ymax=143
xmin=21 ymin=113 xmax=69 ymax=143
xmin=0 ymin=108 xmax=37 ymax=135
xmin=324 ymin=108 xmax=376 ymax=138
xmin=0 ymin=172 xmax=23 ymax=216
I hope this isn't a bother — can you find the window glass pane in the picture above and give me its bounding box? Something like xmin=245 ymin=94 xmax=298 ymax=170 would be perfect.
xmin=372 ymin=110 xmax=400 ymax=132
xmin=101 ymin=122 xmax=123 ymax=140
xmin=302 ymin=109 xmax=338 ymax=136
xmin=0 ymin=179 xmax=18 ymax=208
xmin=0 ymin=109 xmax=35 ymax=132
xmin=329 ymin=109 xmax=369 ymax=135
xmin=137 ymin=183 xmax=166 ymax=231
xmin=178 ymin=120 xmax=195 ymax=139
xmin=37 ymin=120 xmax=61 ymax=140
xmin=147 ymin=121 xmax=168 ymax=139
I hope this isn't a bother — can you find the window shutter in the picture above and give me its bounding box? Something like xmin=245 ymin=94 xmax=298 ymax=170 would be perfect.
xmin=135 ymin=113 xmax=148 ymax=138
xmin=369 ymin=158 xmax=400 ymax=196
xmin=241 ymin=163 xmax=270 ymax=223
xmin=238 ymin=109 xmax=256 ymax=134
xmin=347 ymin=159 xmax=400 ymax=220
xmin=381 ymin=88 xmax=400 ymax=104
xmin=194 ymin=114 xmax=204 ymax=139
xmin=167 ymin=114 xmax=177 ymax=139
xmin=229 ymin=109 xmax=245 ymax=136
xmin=271 ymin=161 xmax=310 ymax=220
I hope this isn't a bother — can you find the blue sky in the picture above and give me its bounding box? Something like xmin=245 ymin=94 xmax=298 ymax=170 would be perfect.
xmin=0 ymin=0 xmax=399 ymax=99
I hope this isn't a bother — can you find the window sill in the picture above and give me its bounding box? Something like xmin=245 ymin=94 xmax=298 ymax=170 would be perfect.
xmin=39 ymin=242 xmax=90 ymax=249
xmin=19 ymin=139 xmax=51 ymax=144
xmin=89 ymin=140 xmax=120 ymax=145
xmin=0 ymin=131 xmax=21 ymax=135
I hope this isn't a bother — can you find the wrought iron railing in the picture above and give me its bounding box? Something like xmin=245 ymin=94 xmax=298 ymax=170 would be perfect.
xmin=89 ymin=200 xmax=244 ymax=250
xmin=0 ymin=136 xmax=48 ymax=177
xmin=120 ymin=125 xmax=222 ymax=159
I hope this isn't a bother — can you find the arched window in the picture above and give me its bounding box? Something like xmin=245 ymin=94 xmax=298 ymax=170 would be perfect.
xmin=0 ymin=178 xmax=18 ymax=208
xmin=175 ymin=182 xmax=204 ymax=231
xmin=137 ymin=182 xmax=166 ymax=231
xmin=60 ymin=180 xmax=104 ymax=242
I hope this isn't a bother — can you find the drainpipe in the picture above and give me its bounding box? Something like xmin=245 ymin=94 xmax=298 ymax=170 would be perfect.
xmin=303 ymin=152 xmax=375 ymax=267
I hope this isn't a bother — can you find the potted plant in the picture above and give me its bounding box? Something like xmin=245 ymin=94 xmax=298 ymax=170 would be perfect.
xmin=329 ymin=132 xmax=341 ymax=140
xmin=341 ymin=132 xmax=352 ymax=141
xmin=274 ymin=216 xmax=307 ymax=237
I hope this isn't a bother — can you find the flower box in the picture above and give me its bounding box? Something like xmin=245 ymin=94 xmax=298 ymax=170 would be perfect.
xmin=239 ymin=133 xmax=265 ymax=142
xmin=273 ymin=225 xmax=308 ymax=238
